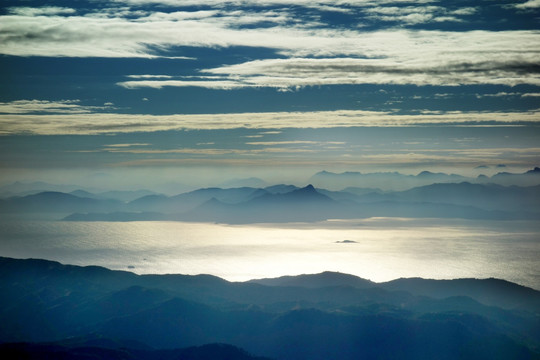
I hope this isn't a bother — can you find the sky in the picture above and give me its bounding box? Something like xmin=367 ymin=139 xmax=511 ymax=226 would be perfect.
xmin=1 ymin=0 xmax=539 ymax=191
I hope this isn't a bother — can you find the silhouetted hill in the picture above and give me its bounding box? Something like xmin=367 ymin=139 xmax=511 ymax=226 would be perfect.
xmin=64 ymin=182 xmax=536 ymax=222
xmin=249 ymin=271 xmax=375 ymax=289
xmin=127 ymin=187 xmax=262 ymax=213
xmin=487 ymin=167 xmax=540 ymax=186
xmin=0 ymin=191 xmax=123 ymax=214
xmin=0 ymin=181 xmax=100 ymax=197
xmin=309 ymin=170 xmax=468 ymax=191
xmin=70 ymin=189 xmax=99 ymax=199
xmin=98 ymin=190 xmax=158 ymax=202
xmin=380 ymin=277 xmax=540 ymax=311
xmin=394 ymin=182 xmax=540 ymax=211
xmin=0 ymin=342 xmax=271 ymax=360
xmin=264 ymin=185 xmax=299 ymax=194
xmin=3 ymin=179 xmax=538 ymax=222
xmin=310 ymin=167 xmax=540 ymax=190
xmin=1 ymin=257 xmax=538 ymax=359
xmin=179 ymin=185 xmax=339 ymax=223
xmin=248 ymin=184 xmax=333 ymax=205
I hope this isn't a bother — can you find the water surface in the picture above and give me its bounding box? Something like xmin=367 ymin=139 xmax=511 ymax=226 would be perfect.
xmin=0 ymin=218 xmax=538 ymax=289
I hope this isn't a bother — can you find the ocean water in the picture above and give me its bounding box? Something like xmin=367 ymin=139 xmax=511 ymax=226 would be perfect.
xmin=0 ymin=218 xmax=538 ymax=289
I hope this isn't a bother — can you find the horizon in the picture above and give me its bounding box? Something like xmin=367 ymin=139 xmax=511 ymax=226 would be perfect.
xmin=1 ymin=0 xmax=540 ymax=192
xmin=1 ymin=165 xmax=539 ymax=195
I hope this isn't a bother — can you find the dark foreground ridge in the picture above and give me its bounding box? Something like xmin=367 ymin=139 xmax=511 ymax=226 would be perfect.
xmin=1 ymin=257 xmax=539 ymax=360
xmin=0 ymin=342 xmax=271 ymax=360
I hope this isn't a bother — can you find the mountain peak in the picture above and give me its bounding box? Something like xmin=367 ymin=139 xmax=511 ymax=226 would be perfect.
xmin=290 ymin=184 xmax=320 ymax=196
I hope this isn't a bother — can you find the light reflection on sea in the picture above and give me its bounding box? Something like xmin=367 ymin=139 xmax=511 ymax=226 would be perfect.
xmin=0 ymin=218 xmax=538 ymax=290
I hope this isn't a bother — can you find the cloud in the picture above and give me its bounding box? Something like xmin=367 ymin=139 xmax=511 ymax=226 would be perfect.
xmin=2 ymin=2 xmax=538 ymax=89
xmin=515 ymin=0 xmax=540 ymax=9
xmin=113 ymin=0 xmax=437 ymax=7
xmin=1 ymin=108 xmax=540 ymax=135
xmin=246 ymin=140 xmax=346 ymax=146
xmin=246 ymin=140 xmax=319 ymax=145
xmin=362 ymin=5 xmax=476 ymax=25
xmin=114 ymin=29 xmax=540 ymax=89
xmin=126 ymin=75 xmax=176 ymax=79
xmin=98 ymin=147 xmax=314 ymax=155
xmin=106 ymin=143 xmax=151 ymax=147
xmin=475 ymin=92 xmax=521 ymax=98
xmin=8 ymin=6 xmax=76 ymax=16
xmin=119 ymin=79 xmax=249 ymax=90
xmin=199 ymin=52 xmax=540 ymax=88
xmin=0 ymin=100 xmax=114 ymax=114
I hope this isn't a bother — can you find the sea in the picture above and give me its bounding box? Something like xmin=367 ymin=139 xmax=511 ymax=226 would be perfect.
xmin=0 ymin=217 xmax=538 ymax=290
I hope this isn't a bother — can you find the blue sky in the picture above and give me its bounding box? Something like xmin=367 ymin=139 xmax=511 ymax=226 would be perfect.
xmin=1 ymin=0 xmax=539 ymax=189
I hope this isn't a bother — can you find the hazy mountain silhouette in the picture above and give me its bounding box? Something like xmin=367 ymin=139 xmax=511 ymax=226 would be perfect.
xmin=69 ymin=189 xmax=159 ymax=202
xmin=309 ymin=170 xmax=468 ymax=191
xmin=263 ymin=184 xmax=299 ymax=194
xmin=180 ymin=185 xmax=339 ymax=223
xmin=488 ymin=166 xmax=540 ymax=186
xmin=127 ymin=187 xmax=262 ymax=213
xmin=358 ymin=182 xmax=540 ymax=212
xmin=0 ymin=181 xmax=100 ymax=198
xmin=1 ymin=257 xmax=538 ymax=360
xmin=56 ymin=181 xmax=539 ymax=223
xmin=309 ymin=167 xmax=540 ymax=190
xmin=3 ymin=175 xmax=538 ymax=223
xmin=0 ymin=191 xmax=123 ymax=214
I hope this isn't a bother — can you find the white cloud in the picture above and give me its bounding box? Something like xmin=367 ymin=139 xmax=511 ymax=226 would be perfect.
xmin=106 ymin=143 xmax=151 ymax=147
xmin=451 ymin=7 xmax=476 ymax=16
xmin=1 ymin=108 xmax=539 ymax=135
xmin=515 ymin=0 xmax=540 ymax=9
xmin=0 ymin=100 xmax=114 ymax=114
xmin=246 ymin=140 xmax=347 ymax=147
xmin=8 ymin=7 xmax=76 ymax=16
xmin=99 ymin=147 xmax=314 ymax=155
xmin=126 ymin=75 xmax=175 ymax=79
xmin=100 ymin=26 xmax=540 ymax=89
xmin=475 ymin=92 xmax=521 ymax=98
xmin=113 ymin=0 xmax=438 ymax=7
xmin=119 ymin=79 xmax=249 ymax=90
xmin=196 ymin=49 xmax=540 ymax=88
xmin=0 ymin=1 xmax=538 ymax=90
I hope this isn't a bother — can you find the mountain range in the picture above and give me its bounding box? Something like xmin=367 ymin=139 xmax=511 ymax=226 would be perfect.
xmin=309 ymin=167 xmax=540 ymax=190
xmin=2 ymin=167 xmax=539 ymax=198
xmin=0 ymin=257 xmax=538 ymax=360
xmin=1 ymin=181 xmax=538 ymax=223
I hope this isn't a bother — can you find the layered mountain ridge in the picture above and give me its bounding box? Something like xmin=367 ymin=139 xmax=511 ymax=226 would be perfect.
xmin=0 ymin=257 xmax=538 ymax=360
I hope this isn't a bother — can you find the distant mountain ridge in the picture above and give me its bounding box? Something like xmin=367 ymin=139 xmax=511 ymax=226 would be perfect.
xmin=2 ymin=180 xmax=539 ymax=222
xmin=310 ymin=167 xmax=540 ymax=190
